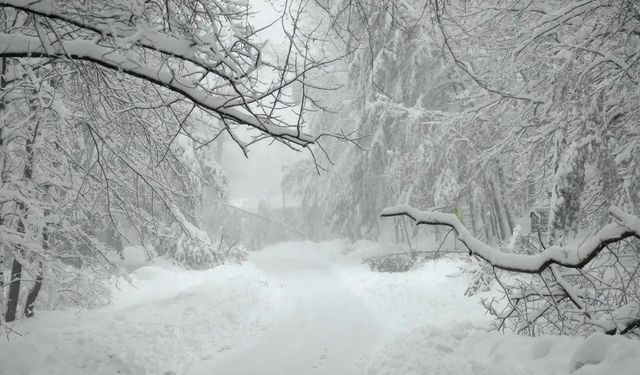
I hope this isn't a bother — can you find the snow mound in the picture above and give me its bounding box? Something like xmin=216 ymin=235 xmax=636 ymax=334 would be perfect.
xmin=335 ymin=254 xmax=493 ymax=335
xmin=367 ymin=325 xmax=640 ymax=375
xmin=570 ymin=332 xmax=640 ymax=374
xmin=0 ymin=261 xmax=282 ymax=375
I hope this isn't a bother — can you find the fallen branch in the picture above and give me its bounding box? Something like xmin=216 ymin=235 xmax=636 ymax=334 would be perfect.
xmin=382 ymin=204 xmax=640 ymax=334
xmin=381 ymin=205 xmax=639 ymax=274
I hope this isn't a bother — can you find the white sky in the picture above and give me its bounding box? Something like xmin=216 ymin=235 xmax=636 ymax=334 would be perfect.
xmin=219 ymin=137 xmax=307 ymax=207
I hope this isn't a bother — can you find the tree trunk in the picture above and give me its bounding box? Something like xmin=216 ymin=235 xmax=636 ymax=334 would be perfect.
xmin=467 ymin=190 xmax=479 ymax=238
xmin=0 ymin=250 xmax=4 ymax=321
xmin=4 ymin=257 xmax=22 ymax=322
xmin=0 ymin=51 xmax=6 ymax=321
xmin=482 ymin=201 xmax=492 ymax=243
xmin=24 ymin=224 xmax=47 ymax=318
xmin=24 ymin=272 xmax=43 ymax=318
xmin=5 ymin=99 xmax=38 ymax=322
xmin=489 ymin=174 xmax=512 ymax=241
xmin=496 ymin=162 xmax=515 ymax=231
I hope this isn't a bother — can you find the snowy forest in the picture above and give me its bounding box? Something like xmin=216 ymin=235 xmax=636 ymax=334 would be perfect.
xmin=1 ymin=0 xmax=640 ymax=374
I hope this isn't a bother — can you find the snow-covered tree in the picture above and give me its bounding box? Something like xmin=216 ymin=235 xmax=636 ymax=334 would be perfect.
xmin=376 ymin=0 xmax=640 ymax=335
xmin=286 ymin=0 xmax=474 ymax=242
xmin=0 ymin=0 xmax=334 ymax=323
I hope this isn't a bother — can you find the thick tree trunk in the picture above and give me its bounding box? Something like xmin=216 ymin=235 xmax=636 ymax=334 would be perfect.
xmin=24 ymin=225 xmax=47 ymax=318
xmin=5 ymin=198 xmax=27 ymax=323
xmin=24 ymin=272 xmax=43 ymax=318
xmin=5 ymin=100 xmax=38 ymax=322
xmin=4 ymin=257 xmax=22 ymax=322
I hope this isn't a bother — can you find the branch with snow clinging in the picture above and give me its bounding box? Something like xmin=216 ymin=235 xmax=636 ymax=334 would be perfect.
xmin=0 ymin=33 xmax=316 ymax=147
xmin=380 ymin=204 xmax=640 ymax=274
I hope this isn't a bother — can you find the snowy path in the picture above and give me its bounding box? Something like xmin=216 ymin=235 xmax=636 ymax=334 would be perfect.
xmin=2 ymin=240 xmax=640 ymax=375
xmin=190 ymin=249 xmax=383 ymax=374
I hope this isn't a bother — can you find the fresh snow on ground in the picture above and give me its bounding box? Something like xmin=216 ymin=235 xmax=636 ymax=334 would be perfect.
xmin=2 ymin=240 xmax=640 ymax=374
xmin=0 ymin=259 xmax=281 ymax=375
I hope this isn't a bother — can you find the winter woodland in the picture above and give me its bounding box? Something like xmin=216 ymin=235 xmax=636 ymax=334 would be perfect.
xmin=1 ymin=0 xmax=640 ymax=374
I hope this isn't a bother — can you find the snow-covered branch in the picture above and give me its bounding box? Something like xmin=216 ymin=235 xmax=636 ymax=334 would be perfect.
xmin=0 ymin=0 xmax=340 ymax=150
xmin=381 ymin=205 xmax=640 ymax=273
xmin=0 ymin=0 xmax=248 ymax=80
xmin=0 ymin=33 xmax=315 ymax=147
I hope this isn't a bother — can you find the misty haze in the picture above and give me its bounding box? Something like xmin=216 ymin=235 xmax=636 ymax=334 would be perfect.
xmin=1 ymin=0 xmax=640 ymax=374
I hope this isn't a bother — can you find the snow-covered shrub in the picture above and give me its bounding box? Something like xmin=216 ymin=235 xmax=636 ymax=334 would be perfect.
xmin=464 ymin=262 xmax=494 ymax=296
xmin=36 ymin=261 xmax=112 ymax=311
xmin=363 ymin=252 xmax=436 ymax=273
xmin=154 ymin=223 xmax=246 ymax=270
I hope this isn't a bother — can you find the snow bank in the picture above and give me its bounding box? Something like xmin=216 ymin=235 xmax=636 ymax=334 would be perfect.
xmin=335 ymin=254 xmax=492 ymax=336
xmin=366 ymin=326 xmax=640 ymax=375
xmin=329 ymin=241 xmax=640 ymax=375
xmin=317 ymin=240 xmax=640 ymax=375
xmin=0 ymin=261 xmax=282 ymax=375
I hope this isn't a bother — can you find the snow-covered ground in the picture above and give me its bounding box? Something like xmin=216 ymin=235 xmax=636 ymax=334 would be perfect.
xmin=0 ymin=259 xmax=282 ymax=375
xmin=1 ymin=241 xmax=640 ymax=374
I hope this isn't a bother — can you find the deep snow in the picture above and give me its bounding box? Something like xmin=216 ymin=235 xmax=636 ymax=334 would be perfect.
xmin=1 ymin=241 xmax=639 ymax=375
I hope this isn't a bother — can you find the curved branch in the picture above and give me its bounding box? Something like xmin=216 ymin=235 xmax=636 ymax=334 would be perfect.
xmin=381 ymin=204 xmax=640 ymax=274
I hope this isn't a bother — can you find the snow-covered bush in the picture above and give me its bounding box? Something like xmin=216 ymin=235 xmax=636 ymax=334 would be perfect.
xmin=36 ymin=262 xmax=112 ymax=311
xmin=154 ymin=223 xmax=246 ymax=270
xmin=464 ymin=262 xmax=494 ymax=296
xmin=363 ymin=252 xmax=436 ymax=273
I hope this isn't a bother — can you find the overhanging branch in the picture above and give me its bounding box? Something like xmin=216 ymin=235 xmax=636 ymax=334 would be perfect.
xmin=381 ymin=204 xmax=640 ymax=274
xmin=0 ymin=33 xmax=316 ymax=147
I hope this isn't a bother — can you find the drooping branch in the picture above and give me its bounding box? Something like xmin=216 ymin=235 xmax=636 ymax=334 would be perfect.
xmin=0 ymin=0 xmax=344 ymax=150
xmin=381 ymin=204 xmax=640 ymax=274
xmin=0 ymin=33 xmax=316 ymax=147
xmin=0 ymin=0 xmax=248 ymax=81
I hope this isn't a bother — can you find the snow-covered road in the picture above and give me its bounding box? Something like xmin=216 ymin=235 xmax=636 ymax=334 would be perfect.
xmin=2 ymin=240 xmax=640 ymax=375
xmin=190 ymin=249 xmax=384 ymax=374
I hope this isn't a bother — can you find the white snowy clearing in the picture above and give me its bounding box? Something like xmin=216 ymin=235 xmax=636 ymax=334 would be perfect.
xmin=2 ymin=241 xmax=640 ymax=375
